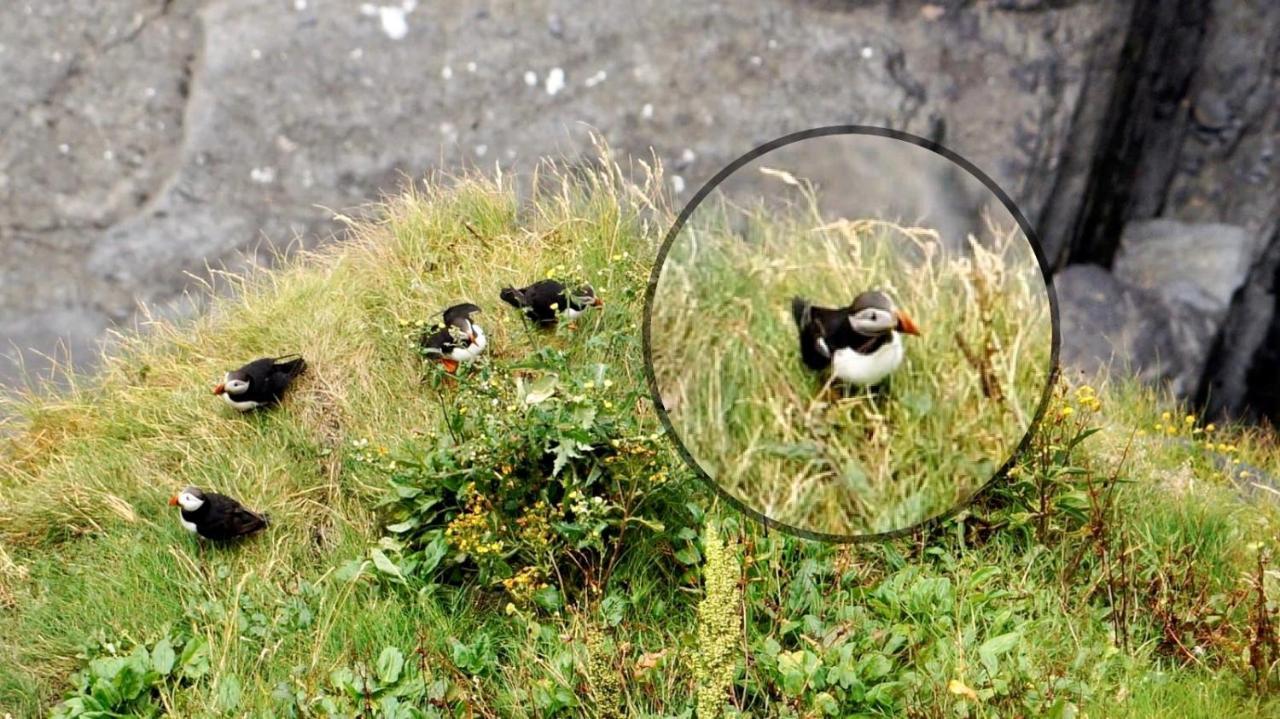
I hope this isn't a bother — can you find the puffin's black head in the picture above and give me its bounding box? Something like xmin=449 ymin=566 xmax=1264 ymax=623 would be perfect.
xmin=169 ymin=486 xmax=206 ymax=511
xmin=567 ymin=284 xmax=604 ymax=311
xmin=848 ymin=291 xmax=920 ymax=337
xmin=499 ymin=287 xmax=524 ymax=308
xmin=213 ymin=369 xmax=251 ymax=397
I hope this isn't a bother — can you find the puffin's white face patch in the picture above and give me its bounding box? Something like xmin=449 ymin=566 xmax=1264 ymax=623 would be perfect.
xmin=849 ymin=308 xmax=896 ymax=335
xmin=830 ymin=332 xmax=904 ymax=386
xmin=177 ymin=492 xmax=205 ymax=511
xmin=225 ymin=378 xmax=250 ymax=394
xmin=460 ymin=325 xmax=488 ymax=361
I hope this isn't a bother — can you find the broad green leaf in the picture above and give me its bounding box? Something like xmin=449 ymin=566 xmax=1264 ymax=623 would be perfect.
xmin=601 ymin=593 xmax=628 ymax=627
xmin=673 ymin=545 xmax=701 ymax=565
xmin=371 ymin=549 xmax=407 ymax=584
xmin=151 ymin=637 xmax=176 ymax=676
xmin=377 ymin=646 xmax=405 ymax=685
xmin=978 ymin=630 xmax=1021 ymax=676
xmin=385 ymin=519 xmax=418 ymax=533
xmin=178 ymin=637 xmax=210 ymax=680
xmin=217 ymin=674 xmax=242 ymax=712
xmin=525 ymin=375 xmax=559 ymax=404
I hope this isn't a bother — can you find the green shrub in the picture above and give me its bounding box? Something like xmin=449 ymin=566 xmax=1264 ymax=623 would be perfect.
xmin=362 ymin=342 xmax=690 ymax=602
xmin=53 ymin=631 xmax=209 ymax=718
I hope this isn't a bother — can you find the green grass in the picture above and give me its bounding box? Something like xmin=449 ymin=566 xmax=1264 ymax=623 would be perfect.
xmin=0 ymin=150 xmax=1277 ymax=718
xmin=651 ymin=194 xmax=1051 ymax=536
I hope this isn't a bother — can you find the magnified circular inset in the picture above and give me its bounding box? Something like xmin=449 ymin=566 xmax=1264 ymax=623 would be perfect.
xmin=644 ymin=126 xmax=1058 ymax=540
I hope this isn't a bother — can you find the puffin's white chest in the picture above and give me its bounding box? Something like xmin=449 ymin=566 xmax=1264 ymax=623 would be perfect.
xmin=830 ymin=333 xmax=904 ymax=386
xmin=179 ymin=517 xmax=199 ymax=534
xmin=563 ymin=307 xmax=583 ymax=319
xmin=220 ymin=393 xmax=261 ymax=412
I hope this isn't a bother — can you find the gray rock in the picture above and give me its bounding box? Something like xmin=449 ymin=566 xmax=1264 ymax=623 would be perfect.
xmin=0 ymin=0 xmax=1132 ymax=388
xmin=1057 ymin=264 xmax=1216 ymax=396
xmin=1113 ymin=219 xmax=1258 ymax=315
xmin=1161 ymin=0 xmax=1280 ymax=240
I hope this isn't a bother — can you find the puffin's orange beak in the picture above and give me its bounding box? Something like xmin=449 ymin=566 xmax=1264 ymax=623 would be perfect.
xmin=168 ymin=496 xmax=179 ymax=506
xmin=895 ymin=310 xmax=920 ymax=336
xmin=213 ymin=383 xmax=226 ymax=395
xmin=592 ymin=297 xmax=604 ymax=307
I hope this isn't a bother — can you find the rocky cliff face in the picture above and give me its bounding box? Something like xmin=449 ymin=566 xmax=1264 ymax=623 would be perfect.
xmin=1 ymin=0 xmax=1277 ymax=420
xmin=1051 ymin=0 xmax=1280 ymax=421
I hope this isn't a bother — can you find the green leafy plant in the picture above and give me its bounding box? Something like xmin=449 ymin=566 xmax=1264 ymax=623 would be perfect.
xmin=270 ymin=644 xmax=467 ymax=719
xmin=53 ymin=631 xmax=209 ymax=718
xmin=360 ymin=346 xmax=690 ymax=600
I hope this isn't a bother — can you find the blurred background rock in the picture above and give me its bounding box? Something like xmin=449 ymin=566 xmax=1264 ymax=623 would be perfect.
xmin=1 ymin=0 xmax=1277 ymax=422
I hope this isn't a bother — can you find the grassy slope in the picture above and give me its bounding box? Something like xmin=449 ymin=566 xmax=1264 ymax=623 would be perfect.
xmin=0 ymin=159 xmax=679 ymax=715
xmin=0 ymin=154 xmax=1277 ymax=717
xmin=651 ymin=196 xmax=1050 ymax=535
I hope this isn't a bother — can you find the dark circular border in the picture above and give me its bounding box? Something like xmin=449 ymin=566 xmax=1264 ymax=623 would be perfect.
xmin=641 ymin=125 xmax=1062 ymax=543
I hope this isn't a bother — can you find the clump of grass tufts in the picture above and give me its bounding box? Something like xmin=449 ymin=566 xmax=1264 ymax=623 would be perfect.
xmin=651 ymin=195 xmax=1052 ymax=536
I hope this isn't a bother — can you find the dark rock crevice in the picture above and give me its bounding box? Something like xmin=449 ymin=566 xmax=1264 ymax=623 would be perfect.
xmin=1198 ymin=227 xmax=1280 ymax=422
xmin=1065 ymin=0 xmax=1210 ymax=267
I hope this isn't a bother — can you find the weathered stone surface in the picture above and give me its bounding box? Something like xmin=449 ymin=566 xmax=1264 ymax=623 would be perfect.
xmin=1199 ymin=228 xmax=1280 ymax=421
xmin=0 ymin=0 xmax=1131 ymax=388
xmin=1113 ymin=219 xmax=1257 ymax=315
xmin=1057 ymin=263 xmax=1215 ymax=396
xmin=1164 ymin=0 xmax=1280 ymax=420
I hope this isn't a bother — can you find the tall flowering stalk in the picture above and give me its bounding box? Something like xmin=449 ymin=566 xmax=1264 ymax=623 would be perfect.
xmin=695 ymin=521 xmax=742 ymax=718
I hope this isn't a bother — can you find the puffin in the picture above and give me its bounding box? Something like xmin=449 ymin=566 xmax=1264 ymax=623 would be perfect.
xmin=421 ymin=302 xmax=487 ymax=372
xmin=213 ymin=355 xmax=307 ymax=411
xmin=791 ymin=290 xmax=920 ymax=387
xmin=499 ymin=279 xmax=603 ymax=326
xmin=169 ymin=486 xmax=268 ymax=541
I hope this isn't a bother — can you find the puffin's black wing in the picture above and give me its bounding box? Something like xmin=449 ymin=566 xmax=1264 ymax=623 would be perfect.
xmin=499 ymin=280 xmax=563 ymax=324
xmin=442 ymin=303 xmax=482 ymax=328
xmin=518 ymin=280 xmax=568 ymax=324
xmin=791 ymin=297 xmax=845 ymax=371
xmin=237 ymin=357 xmax=279 ymax=380
xmin=263 ymin=355 xmax=306 ymax=401
xmin=199 ymin=493 xmax=268 ymax=541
